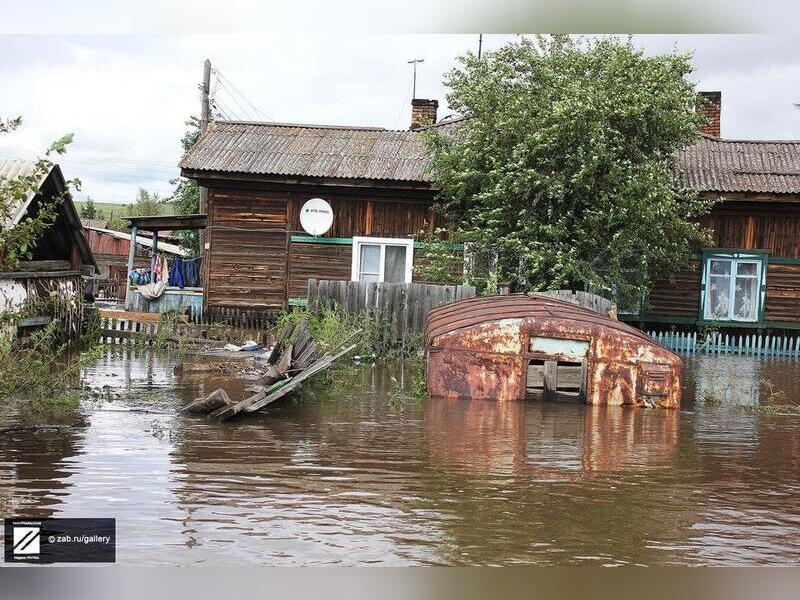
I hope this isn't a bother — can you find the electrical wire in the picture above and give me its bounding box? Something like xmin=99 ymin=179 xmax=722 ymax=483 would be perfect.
xmin=392 ymin=75 xmax=414 ymax=130
xmin=212 ymin=68 xmax=275 ymax=121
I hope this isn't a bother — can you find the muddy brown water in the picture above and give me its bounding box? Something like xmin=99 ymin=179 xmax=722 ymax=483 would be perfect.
xmin=2 ymin=349 xmax=800 ymax=566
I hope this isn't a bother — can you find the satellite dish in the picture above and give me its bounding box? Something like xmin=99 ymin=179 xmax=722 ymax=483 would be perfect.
xmin=300 ymin=198 xmax=333 ymax=236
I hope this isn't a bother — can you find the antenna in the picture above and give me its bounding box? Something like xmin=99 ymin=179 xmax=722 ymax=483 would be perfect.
xmin=407 ymin=58 xmax=424 ymax=99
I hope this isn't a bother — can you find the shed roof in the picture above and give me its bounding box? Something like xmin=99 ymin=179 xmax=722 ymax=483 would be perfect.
xmin=83 ymin=225 xmax=191 ymax=257
xmin=0 ymin=159 xmax=96 ymax=269
xmin=0 ymin=159 xmax=49 ymax=228
xmin=677 ymin=134 xmax=800 ymax=195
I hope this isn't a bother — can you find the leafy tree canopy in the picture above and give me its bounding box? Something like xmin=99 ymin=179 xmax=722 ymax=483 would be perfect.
xmin=127 ymin=187 xmax=164 ymax=217
xmin=426 ymin=35 xmax=714 ymax=303
xmin=80 ymin=196 xmax=99 ymax=220
xmin=170 ymin=116 xmax=201 ymax=254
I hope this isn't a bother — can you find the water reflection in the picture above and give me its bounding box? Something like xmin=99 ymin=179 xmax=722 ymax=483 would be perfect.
xmin=1 ymin=350 xmax=800 ymax=565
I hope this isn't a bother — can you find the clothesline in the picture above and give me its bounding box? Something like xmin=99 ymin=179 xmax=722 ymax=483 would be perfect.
xmin=129 ymin=255 xmax=202 ymax=289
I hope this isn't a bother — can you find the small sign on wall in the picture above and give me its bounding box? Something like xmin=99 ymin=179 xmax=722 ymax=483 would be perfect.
xmin=300 ymin=198 xmax=333 ymax=236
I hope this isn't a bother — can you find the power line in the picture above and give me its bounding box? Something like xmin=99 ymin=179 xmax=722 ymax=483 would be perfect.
xmin=216 ymin=83 xmax=254 ymax=120
xmin=212 ymin=67 xmax=275 ymax=121
xmin=0 ymin=147 xmax=178 ymax=168
xmin=393 ymin=75 xmax=414 ymax=130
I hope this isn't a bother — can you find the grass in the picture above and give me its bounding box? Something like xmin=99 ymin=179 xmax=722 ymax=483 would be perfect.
xmin=74 ymin=200 xmax=177 ymax=218
xmin=276 ymin=306 xmax=420 ymax=360
xmin=0 ymin=300 xmax=104 ymax=412
xmin=701 ymin=375 xmax=800 ymax=415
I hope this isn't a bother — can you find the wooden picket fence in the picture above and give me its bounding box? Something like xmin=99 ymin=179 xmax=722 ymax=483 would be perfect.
xmin=648 ymin=330 xmax=800 ymax=358
xmin=97 ymin=314 xmax=271 ymax=346
xmin=307 ymin=279 xmax=476 ymax=343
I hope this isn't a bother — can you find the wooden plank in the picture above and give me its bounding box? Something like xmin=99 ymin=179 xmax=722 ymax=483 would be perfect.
xmin=97 ymin=309 xmax=189 ymax=323
xmin=266 ymin=321 xmax=294 ymax=365
xmin=17 ymin=316 xmax=51 ymax=327
xmin=181 ymin=389 xmax=231 ymax=414
xmin=276 ymin=343 xmax=294 ymax=376
xmin=543 ymin=360 xmax=558 ymax=402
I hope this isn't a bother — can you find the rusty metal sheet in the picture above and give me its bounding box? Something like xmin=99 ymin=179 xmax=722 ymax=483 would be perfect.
xmin=425 ymin=294 xmax=683 ymax=409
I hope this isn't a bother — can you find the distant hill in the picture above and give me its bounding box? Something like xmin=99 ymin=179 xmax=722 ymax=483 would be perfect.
xmin=74 ymin=200 xmax=177 ymax=221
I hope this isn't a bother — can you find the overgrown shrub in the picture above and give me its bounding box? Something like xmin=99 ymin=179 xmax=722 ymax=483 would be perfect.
xmin=0 ymin=297 xmax=102 ymax=410
xmin=276 ymin=306 xmax=421 ymax=360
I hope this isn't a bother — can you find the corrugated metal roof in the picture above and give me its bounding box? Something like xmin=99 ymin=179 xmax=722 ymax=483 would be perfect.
xmin=677 ymin=134 xmax=800 ymax=194
xmin=181 ymin=120 xmax=800 ymax=195
xmin=0 ymin=159 xmax=97 ymax=269
xmin=179 ymin=120 xmax=447 ymax=183
xmin=0 ymin=159 xmax=47 ymax=228
xmin=83 ymin=225 xmax=191 ymax=257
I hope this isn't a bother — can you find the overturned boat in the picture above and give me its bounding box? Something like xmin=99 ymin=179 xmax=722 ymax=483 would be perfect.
xmin=424 ymin=294 xmax=683 ymax=408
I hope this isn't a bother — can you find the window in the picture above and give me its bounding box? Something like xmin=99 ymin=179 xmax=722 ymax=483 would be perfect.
xmin=702 ymin=252 xmax=765 ymax=322
xmin=351 ymin=237 xmax=414 ymax=283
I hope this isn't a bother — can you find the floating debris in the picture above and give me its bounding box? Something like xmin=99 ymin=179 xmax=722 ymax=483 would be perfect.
xmin=183 ymin=319 xmax=358 ymax=422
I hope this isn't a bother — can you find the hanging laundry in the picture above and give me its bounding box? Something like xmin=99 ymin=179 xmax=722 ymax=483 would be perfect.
xmin=179 ymin=257 xmax=201 ymax=288
xmin=169 ymin=258 xmax=184 ymax=288
xmin=128 ymin=268 xmax=151 ymax=286
xmin=152 ymin=254 xmax=165 ymax=284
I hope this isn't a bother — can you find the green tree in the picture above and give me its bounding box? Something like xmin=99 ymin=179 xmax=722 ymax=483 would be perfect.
xmin=0 ymin=117 xmax=77 ymax=271
xmin=170 ymin=116 xmax=201 ymax=253
xmin=127 ymin=187 xmax=163 ymax=217
xmin=80 ymin=196 xmax=98 ymax=220
xmin=426 ymin=35 xmax=714 ymax=304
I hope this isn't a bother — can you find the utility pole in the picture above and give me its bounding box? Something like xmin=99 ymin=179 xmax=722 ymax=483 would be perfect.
xmin=478 ymin=34 xmax=483 ymax=59
xmin=199 ymin=58 xmax=211 ymax=221
xmin=199 ymin=59 xmax=211 ymax=291
xmin=407 ymin=58 xmax=424 ymax=99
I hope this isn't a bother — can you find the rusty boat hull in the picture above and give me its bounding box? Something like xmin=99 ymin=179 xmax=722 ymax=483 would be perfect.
xmin=424 ymin=294 xmax=683 ymax=408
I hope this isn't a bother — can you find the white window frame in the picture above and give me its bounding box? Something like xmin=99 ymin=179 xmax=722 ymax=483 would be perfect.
xmin=351 ymin=236 xmax=414 ymax=283
xmin=702 ymin=253 xmax=764 ymax=322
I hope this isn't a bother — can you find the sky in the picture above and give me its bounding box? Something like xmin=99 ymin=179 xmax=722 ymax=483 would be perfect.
xmin=1 ymin=34 xmax=799 ymax=204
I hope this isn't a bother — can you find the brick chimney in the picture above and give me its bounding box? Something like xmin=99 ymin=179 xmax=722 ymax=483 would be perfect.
xmin=410 ymin=99 xmax=438 ymax=130
xmin=697 ymin=91 xmax=721 ymax=137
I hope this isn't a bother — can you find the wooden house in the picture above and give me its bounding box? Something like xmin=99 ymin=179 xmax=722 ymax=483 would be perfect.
xmin=180 ymin=100 xmax=451 ymax=313
xmin=625 ymin=92 xmax=800 ymax=333
xmin=182 ymin=92 xmax=800 ymax=333
xmin=0 ymin=160 xmax=96 ymax=338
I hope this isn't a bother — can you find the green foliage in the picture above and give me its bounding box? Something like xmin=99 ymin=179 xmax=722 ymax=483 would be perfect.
xmin=80 ymin=196 xmax=99 ymax=220
xmin=412 ymin=227 xmax=465 ymax=285
xmin=276 ymin=306 xmax=420 ymax=361
xmin=127 ymin=188 xmax=164 ymax=217
xmin=426 ymin=35 xmax=715 ymax=301
xmin=0 ymin=297 xmax=102 ymax=410
xmin=170 ymin=116 xmax=202 ymax=254
xmin=0 ymin=117 xmax=79 ymax=271
xmin=0 ymin=116 xmax=22 ymax=134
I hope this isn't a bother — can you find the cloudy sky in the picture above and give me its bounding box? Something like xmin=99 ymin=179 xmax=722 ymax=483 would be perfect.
xmin=1 ymin=34 xmax=799 ymax=204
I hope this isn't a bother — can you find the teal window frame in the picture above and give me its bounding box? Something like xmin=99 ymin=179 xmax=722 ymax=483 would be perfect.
xmin=698 ymin=248 xmax=769 ymax=326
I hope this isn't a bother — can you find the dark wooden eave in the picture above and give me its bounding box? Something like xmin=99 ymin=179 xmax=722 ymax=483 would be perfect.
xmin=180 ymin=168 xmax=437 ymax=194
xmin=125 ymin=214 xmax=207 ymax=231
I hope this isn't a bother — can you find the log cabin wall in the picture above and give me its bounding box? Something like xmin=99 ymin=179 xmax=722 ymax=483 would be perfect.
xmin=205 ymin=182 xmax=441 ymax=310
xmin=636 ymin=197 xmax=800 ymax=330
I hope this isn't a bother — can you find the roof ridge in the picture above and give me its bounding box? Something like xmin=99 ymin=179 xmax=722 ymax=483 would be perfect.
xmin=215 ymin=119 xmax=393 ymax=132
xmin=697 ymin=132 xmax=800 ymax=145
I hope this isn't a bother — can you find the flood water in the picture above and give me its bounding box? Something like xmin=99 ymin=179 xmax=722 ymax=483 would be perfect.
xmin=3 ymin=349 xmax=800 ymax=566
